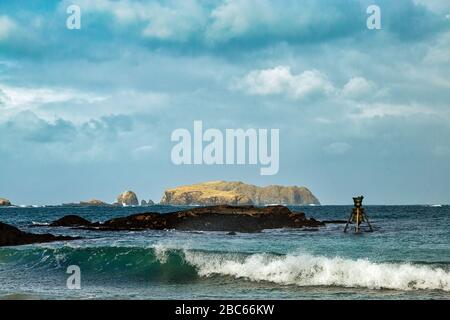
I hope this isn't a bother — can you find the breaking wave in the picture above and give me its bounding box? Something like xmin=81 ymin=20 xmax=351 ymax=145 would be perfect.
xmin=0 ymin=245 xmax=449 ymax=292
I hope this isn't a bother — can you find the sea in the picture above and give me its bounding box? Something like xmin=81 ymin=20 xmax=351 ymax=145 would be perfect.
xmin=0 ymin=205 xmax=449 ymax=300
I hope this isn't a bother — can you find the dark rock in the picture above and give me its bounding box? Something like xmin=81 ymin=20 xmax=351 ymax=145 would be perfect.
xmin=141 ymin=200 xmax=147 ymax=206
xmin=50 ymin=205 xmax=324 ymax=233
xmin=50 ymin=215 xmax=92 ymax=227
xmin=0 ymin=221 xmax=80 ymax=247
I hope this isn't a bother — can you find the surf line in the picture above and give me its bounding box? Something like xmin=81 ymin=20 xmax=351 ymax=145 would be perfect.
xmin=171 ymin=120 xmax=280 ymax=176
xmin=175 ymin=304 xmax=209 ymax=318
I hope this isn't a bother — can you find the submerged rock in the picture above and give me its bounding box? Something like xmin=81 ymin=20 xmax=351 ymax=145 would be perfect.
xmin=0 ymin=198 xmax=11 ymax=206
xmin=49 ymin=205 xmax=324 ymax=233
xmin=116 ymin=191 xmax=139 ymax=206
xmin=0 ymin=222 xmax=80 ymax=247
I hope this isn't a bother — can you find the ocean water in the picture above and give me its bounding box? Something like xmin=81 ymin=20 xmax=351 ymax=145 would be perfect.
xmin=0 ymin=205 xmax=449 ymax=300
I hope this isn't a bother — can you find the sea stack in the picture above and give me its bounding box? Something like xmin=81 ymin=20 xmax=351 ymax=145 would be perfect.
xmin=117 ymin=191 xmax=139 ymax=206
xmin=160 ymin=181 xmax=320 ymax=206
xmin=0 ymin=198 xmax=11 ymax=206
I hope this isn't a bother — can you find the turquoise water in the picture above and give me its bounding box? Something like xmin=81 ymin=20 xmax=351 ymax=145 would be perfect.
xmin=0 ymin=205 xmax=449 ymax=300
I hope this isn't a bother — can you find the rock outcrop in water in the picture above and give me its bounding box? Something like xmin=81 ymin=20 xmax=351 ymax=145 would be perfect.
xmin=49 ymin=205 xmax=324 ymax=233
xmin=116 ymin=191 xmax=139 ymax=206
xmin=0 ymin=222 xmax=80 ymax=247
xmin=79 ymin=199 xmax=108 ymax=206
xmin=0 ymin=198 xmax=11 ymax=206
xmin=160 ymin=181 xmax=320 ymax=206
xmin=50 ymin=215 xmax=92 ymax=227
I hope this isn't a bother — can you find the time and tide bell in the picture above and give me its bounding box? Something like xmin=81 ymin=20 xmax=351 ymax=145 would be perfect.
xmin=344 ymin=196 xmax=373 ymax=233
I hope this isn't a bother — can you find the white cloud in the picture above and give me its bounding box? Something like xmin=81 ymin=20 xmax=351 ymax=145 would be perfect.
xmin=0 ymin=83 xmax=104 ymax=109
xmin=341 ymin=77 xmax=376 ymax=100
xmin=350 ymin=103 xmax=438 ymax=119
xmin=413 ymin=0 xmax=450 ymax=14
xmin=235 ymin=66 xmax=335 ymax=99
xmin=206 ymin=0 xmax=276 ymax=43
xmin=64 ymin=0 xmax=357 ymax=44
xmin=67 ymin=0 xmax=207 ymax=41
xmin=324 ymin=142 xmax=352 ymax=155
xmin=424 ymin=31 xmax=450 ymax=65
xmin=0 ymin=16 xmax=15 ymax=41
xmin=0 ymin=83 xmax=107 ymax=123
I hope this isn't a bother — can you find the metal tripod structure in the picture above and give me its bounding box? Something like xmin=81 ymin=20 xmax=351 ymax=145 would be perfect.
xmin=344 ymin=196 xmax=373 ymax=233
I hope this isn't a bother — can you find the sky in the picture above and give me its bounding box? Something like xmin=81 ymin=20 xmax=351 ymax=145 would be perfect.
xmin=0 ymin=0 xmax=449 ymax=205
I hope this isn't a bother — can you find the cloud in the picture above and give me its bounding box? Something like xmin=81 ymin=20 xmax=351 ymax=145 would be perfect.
xmin=0 ymin=83 xmax=107 ymax=123
xmin=67 ymin=0 xmax=208 ymax=41
xmin=60 ymin=0 xmax=365 ymax=47
xmin=0 ymin=15 xmax=15 ymax=41
xmin=0 ymin=110 xmax=152 ymax=163
xmin=235 ymin=66 xmax=335 ymax=99
xmin=0 ymin=83 xmax=103 ymax=110
xmin=341 ymin=77 xmax=377 ymax=100
xmin=413 ymin=0 xmax=450 ymax=14
xmin=1 ymin=110 xmax=76 ymax=143
xmin=350 ymin=103 xmax=438 ymax=119
xmin=324 ymin=142 xmax=352 ymax=155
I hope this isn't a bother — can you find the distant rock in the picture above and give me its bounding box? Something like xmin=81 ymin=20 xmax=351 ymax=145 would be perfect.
xmin=0 ymin=198 xmax=11 ymax=206
xmin=0 ymin=221 xmax=80 ymax=247
xmin=141 ymin=199 xmax=155 ymax=206
xmin=160 ymin=181 xmax=320 ymax=206
xmin=116 ymin=191 xmax=139 ymax=206
xmin=49 ymin=205 xmax=324 ymax=233
xmin=79 ymin=199 xmax=108 ymax=206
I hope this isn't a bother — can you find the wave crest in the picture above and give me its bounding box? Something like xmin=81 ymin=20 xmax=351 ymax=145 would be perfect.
xmin=185 ymin=251 xmax=450 ymax=291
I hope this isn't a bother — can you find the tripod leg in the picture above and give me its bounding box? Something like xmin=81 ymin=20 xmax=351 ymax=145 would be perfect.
xmin=355 ymin=212 xmax=360 ymax=233
xmin=344 ymin=213 xmax=353 ymax=233
xmin=364 ymin=214 xmax=374 ymax=232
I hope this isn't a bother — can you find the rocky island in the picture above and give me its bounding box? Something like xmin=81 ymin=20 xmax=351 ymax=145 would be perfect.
xmin=160 ymin=181 xmax=320 ymax=206
xmin=0 ymin=198 xmax=11 ymax=206
xmin=50 ymin=205 xmax=324 ymax=233
xmin=63 ymin=199 xmax=109 ymax=206
xmin=0 ymin=222 xmax=80 ymax=247
xmin=115 ymin=190 xmax=139 ymax=206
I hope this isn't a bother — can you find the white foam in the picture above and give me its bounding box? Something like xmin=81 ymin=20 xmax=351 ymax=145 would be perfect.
xmin=31 ymin=221 xmax=50 ymax=226
xmin=183 ymin=252 xmax=450 ymax=291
